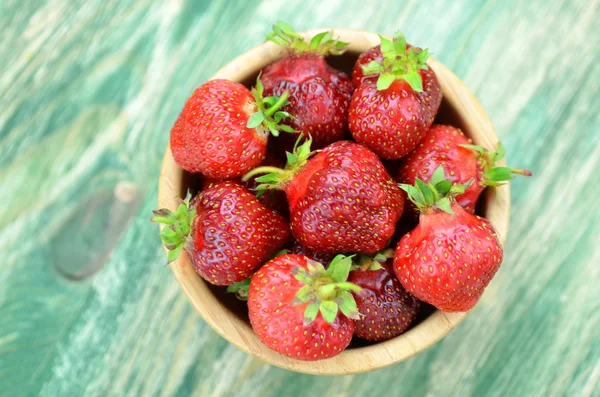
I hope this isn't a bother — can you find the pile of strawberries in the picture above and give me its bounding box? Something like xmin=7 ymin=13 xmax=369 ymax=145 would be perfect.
xmin=153 ymin=22 xmax=530 ymax=361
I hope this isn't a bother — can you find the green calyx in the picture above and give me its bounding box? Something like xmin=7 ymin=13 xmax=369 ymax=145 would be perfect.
xmin=460 ymin=142 xmax=532 ymax=187
xmin=227 ymin=278 xmax=251 ymax=301
xmin=266 ymin=20 xmax=348 ymax=56
xmin=399 ymin=166 xmax=472 ymax=215
xmin=242 ymin=136 xmax=316 ymax=192
xmin=247 ymin=75 xmax=295 ymax=137
xmin=291 ymin=254 xmax=362 ymax=325
xmin=361 ymin=30 xmax=430 ymax=92
xmin=150 ymin=193 xmax=196 ymax=262
xmin=352 ymin=248 xmax=394 ymax=271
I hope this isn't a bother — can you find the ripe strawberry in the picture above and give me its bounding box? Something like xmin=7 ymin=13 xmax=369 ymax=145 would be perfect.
xmin=287 ymin=239 xmax=337 ymax=265
xmin=170 ymin=77 xmax=294 ymax=179
xmin=352 ymin=42 xmax=412 ymax=88
xmin=248 ymin=254 xmax=360 ymax=360
xmin=396 ymin=124 xmax=532 ymax=213
xmin=393 ymin=170 xmax=503 ymax=311
xmin=151 ymin=181 xmax=289 ymax=285
xmin=261 ymin=21 xmax=354 ymax=149
xmin=244 ymin=139 xmax=405 ymax=254
xmin=348 ymin=31 xmax=442 ymax=160
xmin=348 ymin=251 xmax=421 ymax=341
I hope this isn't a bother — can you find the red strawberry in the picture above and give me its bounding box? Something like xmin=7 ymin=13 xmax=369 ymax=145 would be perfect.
xmin=261 ymin=21 xmax=354 ymax=149
xmin=248 ymin=254 xmax=360 ymax=360
xmin=348 ymin=32 xmax=442 ymax=160
xmin=397 ymin=124 xmax=532 ymax=213
xmin=287 ymin=239 xmax=337 ymax=265
xmin=393 ymin=171 xmax=503 ymax=311
xmin=170 ymin=77 xmax=294 ymax=179
xmin=244 ymin=139 xmax=405 ymax=254
xmin=151 ymin=181 xmax=289 ymax=285
xmin=348 ymin=252 xmax=421 ymax=341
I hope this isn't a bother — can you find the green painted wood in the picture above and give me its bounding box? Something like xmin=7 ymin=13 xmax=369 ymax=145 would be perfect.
xmin=0 ymin=0 xmax=598 ymax=396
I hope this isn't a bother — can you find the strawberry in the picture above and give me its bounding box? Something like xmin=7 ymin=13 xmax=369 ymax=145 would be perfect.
xmin=348 ymin=251 xmax=421 ymax=341
xmin=393 ymin=169 xmax=503 ymax=311
xmin=151 ymin=181 xmax=290 ymax=285
xmin=243 ymin=139 xmax=405 ymax=254
xmin=348 ymin=31 xmax=442 ymax=160
xmin=261 ymin=21 xmax=354 ymax=149
xmin=287 ymin=239 xmax=337 ymax=265
xmin=248 ymin=254 xmax=360 ymax=360
xmin=396 ymin=124 xmax=532 ymax=213
xmin=170 ymin=77 xmax=294 ymax=179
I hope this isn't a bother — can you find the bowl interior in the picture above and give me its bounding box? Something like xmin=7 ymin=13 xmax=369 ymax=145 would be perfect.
xmin=159 ymin=29 xmax=509 ymax=375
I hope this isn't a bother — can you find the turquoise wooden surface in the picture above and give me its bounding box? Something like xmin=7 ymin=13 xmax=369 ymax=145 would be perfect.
xmin=1 ymin=0 xmax=599 ymax=396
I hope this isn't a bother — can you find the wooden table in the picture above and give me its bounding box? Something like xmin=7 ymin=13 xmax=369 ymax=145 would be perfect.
xmin=1 ymin=1 xmax=598 ymax=396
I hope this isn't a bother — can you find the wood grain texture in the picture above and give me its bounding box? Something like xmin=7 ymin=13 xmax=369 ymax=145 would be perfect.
xmin=0 ymin=0 xmax=598 ymax=395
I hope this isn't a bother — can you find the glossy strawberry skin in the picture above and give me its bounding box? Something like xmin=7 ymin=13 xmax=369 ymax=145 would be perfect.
xmin=348 ymin=262 xmax=421 ymax=341
xmin=188 ymin=181 xmax=289 ymax=285
xmin=287 ymin=239 xmax=337 ymax=265
xmin=170 ymin=79 xmax=268 ymax=179
xmin=397 ymin=124 xmax=483 ymax=213
xmin=285 ymin=141 xmax=405 ymax=254
xmin=393 ymin=204 xmax=503 ymax=312
xmin=261 ymin=54 xmax=354 ymax=149
xmin=348 ymin=74 xmax=442 ymax=160
xmin=352 ymin=45 xmax=382 ymax=87
xmin=248 ymin=254 xmax=354 ymax=360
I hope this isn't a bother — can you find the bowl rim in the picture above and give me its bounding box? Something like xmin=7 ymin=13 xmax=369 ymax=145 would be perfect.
xmin=157 ymin=28 xmax=510 ymax=375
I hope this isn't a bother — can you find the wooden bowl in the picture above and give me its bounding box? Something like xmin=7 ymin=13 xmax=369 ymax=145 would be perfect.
xmin=157 ymin=29 xmax=510 ymax=375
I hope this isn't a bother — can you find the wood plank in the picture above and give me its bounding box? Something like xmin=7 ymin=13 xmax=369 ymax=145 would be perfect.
xmin=0 ymin=0 xmax=598 ymax=395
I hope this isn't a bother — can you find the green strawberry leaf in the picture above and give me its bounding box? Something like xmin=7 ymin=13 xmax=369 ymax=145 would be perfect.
xmin=292 ymin=284 xmax=316 ymax=305
xmin=167 ymin=246 xmax=183 ymax=262
xmin=377 ymin=73 xmax=395 ymax=91
xmin=430 ymin=166 xmax=446 ymax=186
xmin=379 ymin=34 xmax=395 ymax=55
xmin=392 ymin=31 xmax=407 ymax=54
xmin=303 ymin=301 xmax=319 ymax=325
xmin=227 ymin=278 xmax=251 ymax=301
xmin=437 ymin=197 xmax=454 ymax=214
xmin=337 ymin=291 xmax=361 ymax=320
xmin=415 ymin=178 xmax=433 ymax=204
xmin=325 ymin=255 xmax=353 ymax=283
xmin=246 ymin=111 xmax=265 ymax=128
xmin=292 ymin=267 xmax=313 ymax=285
xmin=459 ymin=144 xmax=486 ymax=155
xmin=319 ymin=301 xmax=339 ymax=324
xmin=309 ymin=31 xmax=329 ymax=50
xmin=435 ymin=180 xmax=452 ymax=196
xmin=404 ymin=70 xmax=423 ymax=92
xmin=307 ymin=259 xmax=326 ymax=277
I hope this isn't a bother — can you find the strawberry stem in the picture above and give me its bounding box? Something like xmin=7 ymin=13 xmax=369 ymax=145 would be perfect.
xmin=242 ymin=166 xmax=289 ymax=182
xmin=460 ymin=143 xmax=532 ymax=187
xmin=151 ymin=193 xmax=195 ymax=263
xmin=242 ymin=137 xmax=315 ymax=191
xmin=264 ymin=91 xmax=290 ymax=118
xmin=248 ymin=76 xmax=295 ymax=137
xmin=317 ymin=282 xmax=362 ymax=300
